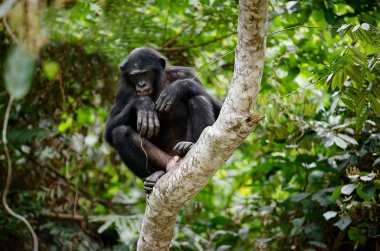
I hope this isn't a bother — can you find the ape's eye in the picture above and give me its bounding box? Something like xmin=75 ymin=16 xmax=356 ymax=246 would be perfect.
xmin=128 ymin=74 xmax=137 ymax=80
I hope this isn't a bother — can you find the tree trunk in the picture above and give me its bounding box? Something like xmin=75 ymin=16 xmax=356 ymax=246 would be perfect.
xmin=137 ymin=0 xmax=268 ymax=250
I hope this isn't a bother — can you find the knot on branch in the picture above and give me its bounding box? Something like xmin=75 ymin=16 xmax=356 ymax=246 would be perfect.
xmin=235 ymin=113 xmax=265 ymax=139
xmin=219 ymin=112 xmax=264 ymax=137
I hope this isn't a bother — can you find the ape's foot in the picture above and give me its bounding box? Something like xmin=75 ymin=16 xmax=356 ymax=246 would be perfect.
xmin=166 ymin=156 xmax=181 ymax=172
xmin=143 ymin=171 xmax=166 ymax=194
xmin=173 ymin=141 xmax=194 ymax=156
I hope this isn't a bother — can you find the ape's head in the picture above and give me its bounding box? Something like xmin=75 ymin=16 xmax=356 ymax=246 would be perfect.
xmin=120 ymin=48 xmax=167 ymax=96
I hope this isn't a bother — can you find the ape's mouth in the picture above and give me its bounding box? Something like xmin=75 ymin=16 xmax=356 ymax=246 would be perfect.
xmin=136 ymin=88 xmax=153 ymax=96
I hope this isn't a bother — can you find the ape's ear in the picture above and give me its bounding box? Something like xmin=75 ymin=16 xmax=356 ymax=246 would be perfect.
xmin=119 ymin=65 xmax=125 ymax=72
xmin=159 ymin=58 xmax=166 ymax=69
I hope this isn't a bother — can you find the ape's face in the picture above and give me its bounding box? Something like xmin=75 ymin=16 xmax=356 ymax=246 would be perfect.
xmin=127 ymin=68 xmax=154 ymax=96
xmin=120 ymin=48 xmax=166 ymax=96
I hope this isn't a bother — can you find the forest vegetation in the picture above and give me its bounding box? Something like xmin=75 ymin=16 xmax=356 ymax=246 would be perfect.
xmin=0 ymin=0 xmax=379 ymax=250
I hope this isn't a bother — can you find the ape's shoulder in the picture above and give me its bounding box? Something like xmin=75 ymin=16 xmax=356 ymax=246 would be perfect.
xmin=165 ymin=66 xmax=201 ymax=84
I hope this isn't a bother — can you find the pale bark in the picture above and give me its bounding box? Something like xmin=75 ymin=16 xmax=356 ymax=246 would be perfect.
xmin=137 ymin=0 xmax=268 ymax=250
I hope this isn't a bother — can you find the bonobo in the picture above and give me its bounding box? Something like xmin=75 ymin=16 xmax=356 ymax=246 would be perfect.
xmin=104 ymin=48 xmax=222 ymax=193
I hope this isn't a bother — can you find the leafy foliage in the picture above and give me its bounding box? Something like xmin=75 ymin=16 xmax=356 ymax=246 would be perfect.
xmin=0 ymin=0 xmax=379 ymax=250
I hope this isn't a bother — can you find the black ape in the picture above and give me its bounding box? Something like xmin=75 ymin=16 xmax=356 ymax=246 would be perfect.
xmin=104 ymin=48 xmax=222 ymax=193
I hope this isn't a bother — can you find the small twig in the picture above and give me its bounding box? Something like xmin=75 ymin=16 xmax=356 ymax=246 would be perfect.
xmin=188 ymin=25 xmax=332 ymax=102
xmin=58 ymin=70 xmax=67 ymax=112
xmin=267 ymin=25 xmax=338 ymax=36
xmin=3 ymin=16 xmax=19 ymax=42
xmin=193 ymin=49 xmax=236 ymax=79
xmin=39 ymin=211 xmax=86 ymax=221
xmin=2 ymin=96 xmax=39 ymax=251
xmin=161 ymin=24 xmax=190 ymax=49
xmin=269 ymin=76 xmax=326 ymax=101
xmin=73 ymin=186 xmax=78 ymax=215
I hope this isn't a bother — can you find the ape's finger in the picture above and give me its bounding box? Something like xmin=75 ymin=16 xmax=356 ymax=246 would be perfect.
xmin=183 ymin=142 xmax=193 ymax=153
xmin=173 ymin=143 xmax=184 ymax=155
xmin=144 ymin=187 xmax=153 ymax=194
xmin=164 ymin=99 xmax=173 ymax=112
xmin=173 ymin=141 xmax=193 ymax=155
xmin=157 ymin=98 xmax=167 ymax=112
xmin=137 ymin=111 xmax=143 ymax=133
xmin=140 ymin=111 xmax=148 ymax=136
xmin=146 ymin=111 xmax=154 ymax=139
xmin=179 ymin=143 xmax=187 ymax=152
xmin=173 ymin=144 xmax=180 ymax=151
xmin=144 ymin=180 xmax=157 ymax=186
xmin=155 ymin=93 xmax=166 ymax=110
xmin=155 ymin=97 xmax=162 ymax=110
xmin=180 ymin=143 xmax=190 ymax=153
xmin=154 ymin=114 xmax=160 ymax=136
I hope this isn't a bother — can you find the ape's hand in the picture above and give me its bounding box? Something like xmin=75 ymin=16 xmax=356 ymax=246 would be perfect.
xmin=136 ymin=97 xmax=160 ymax=139
xmin=155 ymin=82 xmax=181 ymax=112
xmin=173 ymin=141 xmax=193 ymax=156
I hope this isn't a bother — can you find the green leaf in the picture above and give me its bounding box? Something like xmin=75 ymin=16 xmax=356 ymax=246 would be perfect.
xmin=356 ymin=93 xmax=367 ymax=117
xmin=368 ymin=94 xmax=380 ymax=115
xmin=356 ymin=107 xmax=369 ymax=131
xmin=326 ymin=73 xmax=334 ymax=83
xmin=309 ymin=241 xmax=327 ymax=249
xmin=331 ymin=70 xmax=346 ymax=90
xmin=323 ymin=211 xmax=337 ymax=220
xmin=348 ymin=228 xmax=366 ymax=244
xmin=372 ymin=85 xmax=380 ymax=98
xmin=330 ymin=97 xmax=339 ymax=113
xmin=334 ymin=216 xmax=352 ymax=230
xmin=357 ymin=184 xmax=376 ymax=200
xmin=341 ymin=184 xmax=357 ymax=195
xmin=360 ymin=23 xmax=370 ymax=31
xmin=337 ymin=134 xmax=358 ymax=145
xmin=42 ymin=60 xmax=60 ymax=80
xmin=344 ymin=65 xmax=363 ymax=85
xmin=344 ymin=88 xmax=358 ymax=102
xmin=337 ymin=24 xmax=351 ymax=32
xmin=290 ymin=192 xmax=310 ymax=202
xmin=350 ymin=48 xmax=366 ymax=65
xmin=341 ymin=97 xmax=355 ymax=111
xmin=352 ymin=24 xmax=360 ymax=32
xmin=360 ymin=173 xmax=376 ymax=182
xmin=331 ymin=186 xmax=343 ymax=202
xmin=4 ymin=45 xmax=36 ymax=99
xmin=334 ymin=136 xmax=348 ymax=149
xmin=356 ymin=28 xmax=372 ymax=44
xmin=291 ymin=217 xmax=305 ymax=236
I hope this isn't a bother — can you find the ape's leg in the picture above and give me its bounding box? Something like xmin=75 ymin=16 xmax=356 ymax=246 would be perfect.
xmin=112 ymin=125 xmax=178 ymax=194
xmin=112 ymin=125 xmax=172 ymax=178
xmin=174 ymin=95 xmax=215 ymax=156
xmin=187 ymin=95 xmax=215 ymax=141
xmin=143 ymin=156 xmax=181 ymax=194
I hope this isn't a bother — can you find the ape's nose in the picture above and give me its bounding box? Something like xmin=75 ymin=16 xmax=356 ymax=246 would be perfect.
xmin=138 ymin=81 xmax=147 ymax=88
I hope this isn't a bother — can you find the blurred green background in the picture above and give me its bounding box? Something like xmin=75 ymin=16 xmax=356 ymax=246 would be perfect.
xmin=0 ymin=0 xmax=379 ymax=250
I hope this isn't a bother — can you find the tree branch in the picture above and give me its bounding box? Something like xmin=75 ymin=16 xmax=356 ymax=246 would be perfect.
xmin=137 ymin=0 xmax=268 ymax=250
xmin=39 ymin=211 xmax=87 ymax=221
xmin=267 ymin=25 xmax=337 ymax=36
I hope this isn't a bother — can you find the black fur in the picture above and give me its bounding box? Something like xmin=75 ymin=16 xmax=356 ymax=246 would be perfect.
xmin=104 ymin=48 xmax=222 ymax=182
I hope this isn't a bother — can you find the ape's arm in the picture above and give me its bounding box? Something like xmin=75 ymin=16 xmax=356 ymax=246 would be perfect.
xmin=155 ymin=78 xmax=210 ymax=112
xmin=104 ymin=91 xmax=159 ymax=146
